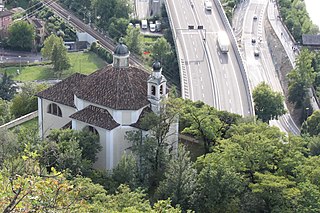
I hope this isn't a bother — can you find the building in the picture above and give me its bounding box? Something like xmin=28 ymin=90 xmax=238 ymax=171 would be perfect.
xmin=37 ymin=42 xmax=178 ymax=170
xmin=0 ymin=10 xmax=12 ymax=34
xmin=302 ymin=34 xmax=320 ymax=50
xmin=28 ymin=17 xmax=45 ymax=45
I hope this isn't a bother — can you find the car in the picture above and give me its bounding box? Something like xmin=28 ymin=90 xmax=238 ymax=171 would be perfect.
xmin=251 ymin=37 xmax=256 ymax=43
xmin=204 ymin=0 xmax=212 ymax=11
xmin=135 ymin=23 xmax=140 ymax=28
xmin=150 ymin=23 xmax=156 ymax=32
xmin=254 ymin=48 xmax=260 ymax=57
xmin=253 ymin=15 xmax=258 ymax=20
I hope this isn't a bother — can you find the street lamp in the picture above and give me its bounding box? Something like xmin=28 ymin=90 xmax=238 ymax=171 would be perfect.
xmin=18 ymin=55 xmax=21 ymax=73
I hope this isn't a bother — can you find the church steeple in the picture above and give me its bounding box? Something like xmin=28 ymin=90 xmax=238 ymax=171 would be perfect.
xmin=113 ymin=38 xmax=129 ymax=68
xmin=147 ymin=61 xmax=167 ymax=113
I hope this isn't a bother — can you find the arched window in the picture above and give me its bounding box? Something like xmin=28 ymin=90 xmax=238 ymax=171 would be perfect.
xmin=83 ymin=125 xmax=99 ymax=136
xmin=160 ymin=85 xmax=163 ymax=95
xmin=47 ymin=103 xmax=62 ymax=117
xmin=151 ymin=85 xmax=156 ymax=96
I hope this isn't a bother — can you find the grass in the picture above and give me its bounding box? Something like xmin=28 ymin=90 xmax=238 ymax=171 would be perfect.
xmin=11 ymin=117 xmax=38 ymax=131
xmin=0 ymin=52 xmax=107 ymax=82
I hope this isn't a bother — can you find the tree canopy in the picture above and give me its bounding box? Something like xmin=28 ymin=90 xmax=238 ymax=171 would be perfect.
xmin=253 ymin=82 xmax=286 ymax=122
xmin=8 ymin=20 xmax=35 ymax=51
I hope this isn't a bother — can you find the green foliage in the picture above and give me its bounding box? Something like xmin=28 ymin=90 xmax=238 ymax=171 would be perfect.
xmin=156 ymin=145 xmax=197 ymax=210
xmin=288 ymin=49 xmax=315 ymax=108
xmin=253 ymin=82 xmax=286 ymax=122
xmin=0 ymin=71 xmax=16 ymax=101
xmin=41 ymin=34 xmax=70 ymax=75
xmin=0 ymin=98 xmax=12 ymax=125
xmin=8 ymin=20 xmax=35 ymax=51
xmin=124 ymin=26 xmax=144 ymax=55
xmin=301 ymin=110 xmax=320 ymax=136
xmin=90 ymin=42 xmax=113 ymax=63
xmin=279 ymin=0 xmax=319 ymax=41
xmin=11 ymin=83 xmax=47 ymax=118
xmin=108 ymin=18 xmax=130 ymax=40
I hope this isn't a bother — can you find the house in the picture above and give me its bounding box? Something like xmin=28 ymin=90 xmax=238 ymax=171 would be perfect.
xmin=0 ymin=10 xmax=12 ymax=34
xmin=37 ymin=42 xmax=178 ymax=170
xmin=28 ymin=17 xmax=45 ymax=45
xmin=302 ymin=34 xmax=320 ymax=50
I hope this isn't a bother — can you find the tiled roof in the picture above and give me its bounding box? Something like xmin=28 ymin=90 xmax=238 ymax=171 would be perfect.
xmin=36 ymin=73 xmax=86 ymax=107
xmin=31 ymin=19 xmax=43 ymax=28
xmin=302 ymin=34 xmax=320 ymax=46
xmin=70 ymin=105 xmax=120 ymax=130
xmin=130 ymin=107 xmax=153 ymax=130
xmin=75 ymin=65 xmax=150 ymax=110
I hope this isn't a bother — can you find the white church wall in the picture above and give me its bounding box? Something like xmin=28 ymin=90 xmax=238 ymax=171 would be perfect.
xmin=74 ymin=95 xmax=84 ymax=110
xmin=72 ymin=120 xmax=108 ymax=170
xmin=41 ymin=99 xmax=76 ymax=137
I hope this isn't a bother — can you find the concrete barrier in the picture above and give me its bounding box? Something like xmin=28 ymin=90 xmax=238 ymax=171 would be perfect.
xmin=0 ymin=111 xmax=38 ymax=130
xmin=213 ymin=0 xmax=255 ymax=115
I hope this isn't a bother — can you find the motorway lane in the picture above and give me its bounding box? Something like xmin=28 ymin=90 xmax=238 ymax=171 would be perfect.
xmin=167 ymin=0 xmax=218 ymax=107
xmin=240 ymin=0 xmax=299 ymax=134
xmin=193 ymin=0 xmax=251 ymax=115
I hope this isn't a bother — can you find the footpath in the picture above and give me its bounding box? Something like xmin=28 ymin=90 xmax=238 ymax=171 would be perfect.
xmin=267 ymin=0 xmax=319 ymax=111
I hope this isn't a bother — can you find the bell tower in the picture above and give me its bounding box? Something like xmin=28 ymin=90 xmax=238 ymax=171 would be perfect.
xmin=113 ymin=38 xmax=130 ymax=68
xmin=147 ymin=61 xmax=167 ymax=113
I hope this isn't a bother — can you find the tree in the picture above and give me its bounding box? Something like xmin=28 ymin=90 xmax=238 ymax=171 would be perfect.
xmin=288 ymin=49 xmax=315 ymax=107
xmin=51 ymin=42 xmax=71 ymax=73
xmin=10 ymin=83 xmax=47 ymax=117
xmin=0 ymin=71 xmax=17 ymax=101
xmin=301 ymin=110 xmax=320 ymax=136
xmin=112 ymin=154 xmax=138 ymax=190
xmin=8 ymin=20 xmax=34 ymax=51
xmin=124 ymin=26 xmax=143 ymax=54
xmin=108 ymin=17 xmax=130 ymax=40
xmin=253 ymin=82 xmax=286 ymax=123
xmin=156 ymin=145 xmax=197 ymax=210
xmin=41 ymin=34 xmax=70 ymax=76
xmin=0 ymin=98 xmax=13 ymax=125
xmin=151 ymin=37 xmax=173 ymax=64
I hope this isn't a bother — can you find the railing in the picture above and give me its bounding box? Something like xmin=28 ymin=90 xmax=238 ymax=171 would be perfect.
xmin=0 ymin=111 xmax=38 ymax=130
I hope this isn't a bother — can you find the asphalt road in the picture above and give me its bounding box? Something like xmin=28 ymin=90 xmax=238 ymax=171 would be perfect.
xmin=166 ymin=0 xmax=252 ymax=116
xmin=236 ymin=0 xmax=300 ymax=134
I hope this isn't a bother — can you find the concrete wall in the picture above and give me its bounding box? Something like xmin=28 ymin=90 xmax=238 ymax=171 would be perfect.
xmin=41 ymin=99 xmax=76 ymax=137
xmin=0 ymin=111 xmax=38 ymax=130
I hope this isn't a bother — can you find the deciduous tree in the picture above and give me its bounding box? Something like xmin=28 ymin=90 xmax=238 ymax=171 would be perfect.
xmin=8 ymin=20 xmax=34 ymax=51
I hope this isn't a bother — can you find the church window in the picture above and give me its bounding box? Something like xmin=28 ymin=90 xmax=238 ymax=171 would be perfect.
xmin=160 ymin=85 xmax=163 ymax=95
xmin=83 ymin=125 xmax=99 ymax=136
xmin=47 ymin=103 xmax=62 ymax=117
xmin=151 ymin=85 xmax=156 ymax=96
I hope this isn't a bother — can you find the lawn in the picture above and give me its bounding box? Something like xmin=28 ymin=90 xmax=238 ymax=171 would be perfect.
xmin=12 ymin=117 xmax=38 ymax=131
xmin=0 ymin=52 xmax=107 ymax=82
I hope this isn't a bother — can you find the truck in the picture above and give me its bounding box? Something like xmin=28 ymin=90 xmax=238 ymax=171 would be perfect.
xmin=217 ymin=31 xmax=230 ymax=53
xmin=204 ymin=0 xmax=212 ymax=11
xmin=141 ymin=20 xmax=148 ymax=30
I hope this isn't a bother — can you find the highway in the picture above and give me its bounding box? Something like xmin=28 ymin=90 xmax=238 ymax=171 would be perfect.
xmin=166 ymin=0 xmax=253 ymax=116
xmin=237 ymin=0 xmax=300 ymax=134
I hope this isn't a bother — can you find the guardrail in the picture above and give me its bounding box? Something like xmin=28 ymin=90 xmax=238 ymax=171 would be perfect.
xmin=163 ymin=0 xmax=187 ymax=99
xmin=0 ymin=111 xmax=38 ymax=130
xmin=213 ymin=0 xmax=254 ymax=116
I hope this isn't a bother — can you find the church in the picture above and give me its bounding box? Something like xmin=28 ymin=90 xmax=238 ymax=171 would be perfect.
xmin=37 ymin=42 xmax=178 ymax=170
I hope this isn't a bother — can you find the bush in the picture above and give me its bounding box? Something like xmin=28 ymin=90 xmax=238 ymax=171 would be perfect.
xmin=90 ymin=42 xmax=113 ymax=64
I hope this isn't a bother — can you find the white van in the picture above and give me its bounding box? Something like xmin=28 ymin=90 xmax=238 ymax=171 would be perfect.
xmin=141 ymin=20 xmax=148 ymax=30
xmin=204 ymin=0 xmax=212 ymax=11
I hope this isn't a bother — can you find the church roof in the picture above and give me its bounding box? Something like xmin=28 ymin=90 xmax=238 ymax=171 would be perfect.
xmin=70 ymin=105 xmax=120 ymax=130
xmin=36 ymin=73 xmax=86 ymax=107
xmin=130 ymin=106 xmax=153 ymax=131
xmin=114 ymin=43 xmax=129 ymax=56
xmin=75 ymin=65 xmax=150 ymax=110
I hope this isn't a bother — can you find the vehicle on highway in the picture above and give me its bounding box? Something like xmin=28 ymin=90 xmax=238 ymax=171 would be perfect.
xmin=253 ymin=15 xmax=258 ymax=20
xmin=251 ymin=37 xmax=256 ymax=43
xmin=217 ymin=31 xmax=230 ymax=53
xmin=204 ymin=0 xmax=212 ymax=11
xmin=141 ymin=20 xmax=148 ymax=30
xmin=254 ymin=48 xmax=260 ymax=57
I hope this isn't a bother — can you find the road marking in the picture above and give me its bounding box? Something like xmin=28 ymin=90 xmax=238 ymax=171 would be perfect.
xmin=196 ymin=54 xmax=198 ymax=58
xmin=228 ymin=90 xmax=230 ymax=95
xmin=202 ymin=85 xmax=204 ymax=89
xmin=200 ymin=77 xmax=203 ymax=82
